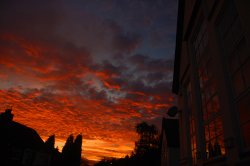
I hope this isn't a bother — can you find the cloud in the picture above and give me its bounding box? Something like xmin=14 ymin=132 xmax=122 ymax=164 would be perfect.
xmin=0 ymin=34 xmax=92 ymax=85
xmin=145 ymin=72 xmax=165 ymax=82
xmin=112 ymin=32 xmax=142 ymax=53
xmin=128 ymin=54 xmax=173 ymax=72
xmin=0 ymin=0 xmax=63 ymax=41
xmin=0 ymin=0 xmax=177 ymax=161
xmin=105 ymin=20 xmax=143 ymax=53
xmin=0 ymin=31 xmax=175 ymax=160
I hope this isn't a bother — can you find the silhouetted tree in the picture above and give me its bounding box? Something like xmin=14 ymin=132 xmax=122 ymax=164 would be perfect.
xmin=134 ymin=122 xmax=159 ymax=156
xmin=61 ymin=134 xmax=82 ymax=166
xmin=94 ymin=121 xmax=161 ymax=166
xmin=45 ymin=135 xmax=55 ymax=151
xmin=62 ymin=134 xmax=74 ymax=166
xmin=73 ymin=134 xmax=82 ymax=166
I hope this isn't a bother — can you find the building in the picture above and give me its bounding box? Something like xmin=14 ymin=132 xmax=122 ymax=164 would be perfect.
xmin=160 ymin=118 xmax=180 ymax=166
xmin=172 ymin=0 xmax=250 ymax=165
xmin=0 ymin=109 xmax=52 ymax=166
xmin=0 ymin=109 xmax=83 ymax=166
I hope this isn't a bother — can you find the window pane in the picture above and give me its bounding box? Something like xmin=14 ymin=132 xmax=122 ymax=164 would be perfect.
xmin=209 ymin=79 xmax=216 ymax=97
xmin=202 ymin=93 xmax=206 ymax=106
xmin=203 ymin=107 xmax=208 ymax=121
xmin=212 ymin=96 xmax=220 ymax=113
xmin=206 ymin=102 xmax=212 ymax=119
xmin=243 ymin=59 xmax=250 ymax=88
xmin=238 ymin=38 xmax=249 ymax=64
xmin=229 ymin=54 xmax=240 ymax=73
xmin=205 ymin=125 xmax=210 ymax=142
xmin=238 ymin=92 xmax=250 ymax=124
xmin=192 ymin=150 xmax=197 ymax=164
xmin=215 ymin=117 xmax=223 ymax=135
xmin=232 ymin=71 xmax=245 ymax=96
xmin=192 ymin=118 xmax=196 ymax=133
xmin=242 ymin=122 xmax=250 ymax=147
xmin=209 ymin=121 xmax=216 ymax=139
xmin=217 ymin=135 xmax=226 ymax=155
xmin=238 ymin=92 xmax=250 ymax=148
xmin=193 ymin=135 xmax=197 ymax=149
xmin=231 ymin=16 xmax=243 ymax=42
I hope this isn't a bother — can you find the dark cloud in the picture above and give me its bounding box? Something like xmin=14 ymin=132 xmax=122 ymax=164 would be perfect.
xmin=0 ymin=34 xmax=93 ymax=83
xmin=98 ymin=60 xmax=126 ymax=76
xmin=112 ymin=32 xmax=142 ymax=53
xmin=124 ymin=79 xmax=171 ymax=98
xmin=145 ymin=72 xmax=165 ymax=82
xmin=128 ymin=54 xmax=174 ymax=72
xmin=105 ymin=20 xmax=143 ymax=53
xmin=128 ymin=54 xmax=148 ymax=64
xmin=0 ymin=0 xmax=63 ymax=40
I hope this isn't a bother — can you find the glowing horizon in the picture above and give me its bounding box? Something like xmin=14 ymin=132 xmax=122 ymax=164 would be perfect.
xmin=40 ymin=136 xmax=133 ymax=161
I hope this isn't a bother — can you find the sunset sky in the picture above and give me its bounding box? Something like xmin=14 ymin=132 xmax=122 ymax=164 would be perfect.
xmin=0 ymin=0 xmax=177 ymax=161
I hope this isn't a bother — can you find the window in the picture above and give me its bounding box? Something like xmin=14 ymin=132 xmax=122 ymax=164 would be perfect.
xmin=216 ymin=0 xmax=250 ymax=149
xmin=192 ymin=20 xmax=208 ymax=63
xmin=205 ymin=0 xmax=217 ymax=14
xmin=238 ymin=93 xmax=250 ymax=147
xmin=229 ymin=38 xmax=250 ymax=96
xmin=192 ymin=19 xmax=225 ymax=159
xmin=187 ymin=83 xmax=197 ymax=165
xmin=198 ymin=60 xmax=225 ymax=159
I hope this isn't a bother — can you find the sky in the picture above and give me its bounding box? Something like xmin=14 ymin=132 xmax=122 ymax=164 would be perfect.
xmin=0 ymin=0 xmax=178 ymax=161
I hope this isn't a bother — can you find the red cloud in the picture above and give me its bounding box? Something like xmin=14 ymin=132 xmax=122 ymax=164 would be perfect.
xmin=0 ymin=22 xmax=175 ymax=163
xmin=0 ymin=0 xmax=177 ymax=161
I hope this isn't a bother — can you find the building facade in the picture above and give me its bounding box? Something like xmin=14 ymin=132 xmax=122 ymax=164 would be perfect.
xmin=173 ymin=0 xmax=250 ymax=165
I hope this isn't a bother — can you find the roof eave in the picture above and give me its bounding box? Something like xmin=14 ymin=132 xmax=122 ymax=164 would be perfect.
xmin=172 ymin=0 xmax=185 ymax=94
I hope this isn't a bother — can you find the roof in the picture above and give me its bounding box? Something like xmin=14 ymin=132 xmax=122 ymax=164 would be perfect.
xmin=161 ymin=118 xmax=180 ymax=148
xmin=0 ymin=120 xmax=44 ymax=150
xmin=172 ymin=0 xmax=185 ymax=94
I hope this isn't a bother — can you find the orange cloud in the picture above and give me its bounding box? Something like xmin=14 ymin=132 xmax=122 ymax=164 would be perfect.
xmin=0 ymin=32 xmax=175 ymax=161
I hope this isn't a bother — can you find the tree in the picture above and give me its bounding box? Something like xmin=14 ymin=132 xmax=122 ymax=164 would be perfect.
xmin=62 ymin=134 xmax=74 ymax=154
xmin=62 ymin=134 xmax=74 ymax=166
xmin=61 ymin=134 xmax=82 ymax=166
xmin=94 ymin=121 xmax=161 ymax=166
xmin=73 ymin=134 xmax=82 ymax=166
xmin=134 ymin=122 xmax=159 ymax=156
xmin=134 ymin=122 xmax=160 ymax=166
xmin=45 ymin=135 xmax=55 ymax=151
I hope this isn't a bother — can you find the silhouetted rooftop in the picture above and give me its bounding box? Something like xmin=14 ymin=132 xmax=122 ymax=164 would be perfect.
xmin=0 ymin=110 xmax=44 ymax=150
